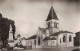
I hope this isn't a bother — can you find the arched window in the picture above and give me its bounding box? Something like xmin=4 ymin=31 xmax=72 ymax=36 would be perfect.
xmin=60 ymin=38 xmax=61 ymax=43
xmin=48 ymin=22 xmax=50 ymax=28
xmin=38 ymin=37 xmax=40 ymax=45
xmin=69 ymin=35 xmax=72 ymax=42
xmin=63 ymin=36 xmax=66 ymax=42
xmin=54 ymin=22 xmax=58 ymax=28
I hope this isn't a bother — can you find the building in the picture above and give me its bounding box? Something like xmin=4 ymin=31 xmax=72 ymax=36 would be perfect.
xmin=28 ymin=35 xmax=36 ymax=48
xmin=28 ymin=6 xmax=76 ymax=48
xmin=74 ymin=32 xmax=80 ymax=46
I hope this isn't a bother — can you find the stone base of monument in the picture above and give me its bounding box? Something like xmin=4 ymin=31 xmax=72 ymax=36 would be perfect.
xmin=8 ymin=40 xmax=15 ymax=48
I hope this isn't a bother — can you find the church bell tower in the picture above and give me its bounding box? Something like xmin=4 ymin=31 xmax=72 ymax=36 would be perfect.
xmin=46 ymin=6 xmax=59 ymax=35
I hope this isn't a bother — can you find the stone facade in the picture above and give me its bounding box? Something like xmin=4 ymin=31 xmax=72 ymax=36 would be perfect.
xmin=28 ymin=6 xmax=76 ymax=48
xmin=57 ymin=33 xmax=75 ymax=47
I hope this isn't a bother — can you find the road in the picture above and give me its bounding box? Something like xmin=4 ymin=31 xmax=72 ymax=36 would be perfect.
xmin=1 ymin=47 xmax=79 ymax=51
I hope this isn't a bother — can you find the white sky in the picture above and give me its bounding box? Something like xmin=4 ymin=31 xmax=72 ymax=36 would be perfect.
xmin=0 ymin=0 xmax=80 ymax=38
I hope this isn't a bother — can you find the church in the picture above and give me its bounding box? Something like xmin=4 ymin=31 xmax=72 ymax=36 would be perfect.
xmin=7 ymin=6 xmax=76 ymax=48
xmin=28 ymin=6 xmax=76 ymax=48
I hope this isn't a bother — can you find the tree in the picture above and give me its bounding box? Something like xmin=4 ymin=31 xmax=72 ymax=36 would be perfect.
xmin=8 ymin=20 xmax=16 ymax=39
xmin=0 ymin=13 xmax=16 ymax=47
xmin=0 ymin=17 xmax=10 ymax=47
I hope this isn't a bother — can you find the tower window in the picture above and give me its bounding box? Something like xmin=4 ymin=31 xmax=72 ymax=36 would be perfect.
xmin=48 ymin=22 xmax=50 ymax=28
xmin=54 ymin=22 xmax=58 ymax=28
xmin=69 ymin=35 xmax=72 ymax=42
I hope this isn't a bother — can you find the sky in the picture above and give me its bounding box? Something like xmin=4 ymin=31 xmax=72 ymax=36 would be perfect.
xmin=0 ymin=0 xmax=80 ymax=38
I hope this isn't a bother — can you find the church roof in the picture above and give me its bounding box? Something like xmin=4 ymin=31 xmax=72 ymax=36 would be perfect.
xmin=75 ymin=31 xmax=80 ymax=37
xmin=75 ymin=31 xmax=80 ymax=34
xmin=28 ymin=35 xmax=36 ymax=39
xmin=43 ymin=37 xmax=51 ymax=41
xmin=43 ymin=37 xmax=56 ymax=41
xmin=51 ymin=37 xmax=56 ymax=40
xmin=46 ymin=6 xmax=59 ymax=21
xmin=39 ymin=27 xmax=46 ymax=34
xmin=50 ymin=31 xmax=73 ymax=36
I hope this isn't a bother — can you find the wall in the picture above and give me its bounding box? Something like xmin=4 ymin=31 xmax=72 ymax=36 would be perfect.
xmin=46 ymin=19 xmax=59 ymax=34
xmin=51 ymin=40 xmax=57 ymax=46
xmin=43 ymin=41 xmax=48 ymax=47
xmin=36 ymin=29 xmax=44 ymax=47
xmin=29 ymin=39 xmax=36 ymax=48
xmin=57 ymin=33 xmax=75 ymax=47
xmin=43 ymin=40 xmax=57 ymax=47
xmin=48 ymin=40 xmax=52 ymax=46
xmin=66 ymin=33 xmax=75 ymax=47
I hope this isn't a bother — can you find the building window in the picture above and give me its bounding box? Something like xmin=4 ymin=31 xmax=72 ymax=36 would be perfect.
xmin=54 ymin=22 xmax=58 ymax=28
xmin=63 ymin=36 xmax=66 ymax=42
xmin=60 ymin=38 xmax=61 ymax=43
xmin=48 ymin=22 xmax=50 ymax=28
xmin=69 ymin=35 xmax=72 ymax=42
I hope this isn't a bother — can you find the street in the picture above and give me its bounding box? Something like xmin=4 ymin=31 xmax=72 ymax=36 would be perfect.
xmin=1 ymin=47 xmax=79 ymax=51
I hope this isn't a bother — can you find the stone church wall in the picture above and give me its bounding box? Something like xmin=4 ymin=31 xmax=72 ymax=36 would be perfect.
xmin=51 ymin=40 xmax=57 ymax=46
xmin=57 ymin=33 xmax=75 ymax=47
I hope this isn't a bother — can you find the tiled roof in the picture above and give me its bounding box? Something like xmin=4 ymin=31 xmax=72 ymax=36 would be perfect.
xmin=50 ymin=31 xmax=73 ymax=36
xmin=28 ymin=35 xmax=36 ymax=39
xmin=43 ymin=37 xmax=51 ymax=41
xmin=39 ymin=27 xmax=46 ymax=34
xmin=46 ymin=6 xmax=59 ymax=21
xmin=51 ymin=37 xmax=56 ymax=40
xmin=43 ymin=37 xmax=56 ymax=41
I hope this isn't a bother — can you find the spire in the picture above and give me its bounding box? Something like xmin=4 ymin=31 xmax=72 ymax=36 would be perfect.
xmin=46 ymin=6 xmax=59 ymax=21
